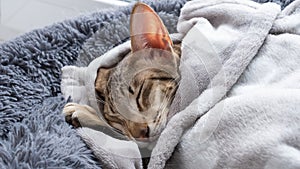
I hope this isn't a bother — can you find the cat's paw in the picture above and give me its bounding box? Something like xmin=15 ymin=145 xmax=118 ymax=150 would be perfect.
xmin=63 ymin=103 xmax=83 ymax=128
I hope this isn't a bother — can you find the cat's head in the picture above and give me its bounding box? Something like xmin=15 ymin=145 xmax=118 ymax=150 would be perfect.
xmin=95 ymin=3 xmax=180 ymax=144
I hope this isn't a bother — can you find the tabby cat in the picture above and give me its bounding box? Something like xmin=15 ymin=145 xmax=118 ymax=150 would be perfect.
xmin=63 ymin=2 xmax=181 ymax=145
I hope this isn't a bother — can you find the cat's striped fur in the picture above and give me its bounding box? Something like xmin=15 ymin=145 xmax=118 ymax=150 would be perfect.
xmin=63 ymin=2 xmax=181 ymax=144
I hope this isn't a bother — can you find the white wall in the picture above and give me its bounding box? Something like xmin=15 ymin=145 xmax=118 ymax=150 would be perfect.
xmin=0 ymin=0 xmax=129 ymax=42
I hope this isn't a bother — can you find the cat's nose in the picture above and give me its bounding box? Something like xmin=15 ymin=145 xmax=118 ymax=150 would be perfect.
xmin=139 ymin=125 xmax=150 ymax=138
xmin=131 ymin=124 xmax=150 ymax=139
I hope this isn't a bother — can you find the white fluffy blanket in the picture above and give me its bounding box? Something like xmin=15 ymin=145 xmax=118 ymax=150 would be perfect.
xmin=61 ymin=0 xmax=300 ymax=168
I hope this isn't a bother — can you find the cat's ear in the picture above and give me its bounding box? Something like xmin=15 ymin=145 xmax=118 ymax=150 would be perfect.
xmin=130 ymin=3 xmax=173 ymax=52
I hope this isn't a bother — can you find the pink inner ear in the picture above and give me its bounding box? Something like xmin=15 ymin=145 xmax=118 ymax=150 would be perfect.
xmin=131 ymin=34 xmax=172 ymax=52
xmin=130 ymin=3 xmax=173 ymax=52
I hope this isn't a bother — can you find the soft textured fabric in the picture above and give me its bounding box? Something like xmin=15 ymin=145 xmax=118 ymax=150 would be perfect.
xmin=61 ymin=0 xmax=300 ymax=169
xmin=0 ymin=0 xmax=296 ymax=168
xmin=254 ymin=0 xmax=295 ymax=8
xmin=78 ymin=127 xmax=143 ymax=169
xmin=154 ymin=0 xmax=300 ymax=168
xmin=0 ymin=0 xmax=185 ymax=168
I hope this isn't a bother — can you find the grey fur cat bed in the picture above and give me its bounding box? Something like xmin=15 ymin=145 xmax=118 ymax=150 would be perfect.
xmin=0 ymin=0 xmax=295 ymax=168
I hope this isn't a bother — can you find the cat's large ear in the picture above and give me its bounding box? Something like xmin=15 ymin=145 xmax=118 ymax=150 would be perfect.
xmin=130 ymin=3 xmax=173 ymax=52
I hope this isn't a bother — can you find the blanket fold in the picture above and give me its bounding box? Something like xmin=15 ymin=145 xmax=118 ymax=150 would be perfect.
xmin=149 ymin=1 xmax=280 ymax=168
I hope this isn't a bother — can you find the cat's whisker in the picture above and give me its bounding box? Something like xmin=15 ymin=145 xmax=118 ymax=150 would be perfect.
xmin=153 ymin=85 xmax=178 ymax=132
xmin=153 ymin=94 xmax=169 ymax=130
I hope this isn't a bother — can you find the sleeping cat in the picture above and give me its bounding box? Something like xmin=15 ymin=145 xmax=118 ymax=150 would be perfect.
xmin=63 ymin=2 xmax=181 ymax=145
